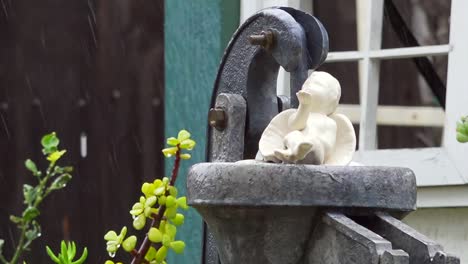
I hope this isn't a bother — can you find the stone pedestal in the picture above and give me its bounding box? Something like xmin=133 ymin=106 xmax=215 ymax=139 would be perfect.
xmin=187 ymin=162 xmax=459 ymax=264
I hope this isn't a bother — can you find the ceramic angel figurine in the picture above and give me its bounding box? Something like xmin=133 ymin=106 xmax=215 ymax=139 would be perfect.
xmin=258 ymin=71 xmax=356 ymax=165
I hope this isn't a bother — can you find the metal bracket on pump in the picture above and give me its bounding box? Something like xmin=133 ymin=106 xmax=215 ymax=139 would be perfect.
xmin=203 ymin=7 xmax=329 ymax=264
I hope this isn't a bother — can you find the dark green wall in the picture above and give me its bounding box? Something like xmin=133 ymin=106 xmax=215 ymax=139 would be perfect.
xmin=164 ymin=1 xmax=239 ymax=263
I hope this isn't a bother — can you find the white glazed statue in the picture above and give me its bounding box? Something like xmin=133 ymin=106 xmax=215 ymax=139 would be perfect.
xmin=258 ymin=71 xmax=356 ymax=165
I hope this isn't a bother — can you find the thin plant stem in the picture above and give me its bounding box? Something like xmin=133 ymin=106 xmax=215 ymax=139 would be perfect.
xmin=0 ymin=253 xmax=8 ymax=264
xmin=169 ymin=149 xmax=181 ymax=186
xmin=9 ymin=227 xmax=26 ymax=264
xmin=8 ymin=163 xmax=56 ymax=264
xmin=131 ymin=148 xmax=182 ymax=264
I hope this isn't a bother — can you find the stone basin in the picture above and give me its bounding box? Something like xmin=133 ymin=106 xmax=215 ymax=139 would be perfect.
xmin=187 ymin=162 xmax=416 ymax=264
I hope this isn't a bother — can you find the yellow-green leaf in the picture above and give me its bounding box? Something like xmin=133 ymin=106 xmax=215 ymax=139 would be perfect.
xmin=141 ymin=182 xmax=156 ymax=198
xmin=180 ymin=153 xmax=191 ymax=160
xmin=145 ymin=246 xmax=157 ymax=261
xmin=133 ymin=214 xmax=146 ymax=230
xmin=176 ymin=197 xmax=188 ymax=210
xmin=148 ymin=227 xmax=163 ymax=243
xmin=166 ymin=137 xmax=179 ymax=146
xmin=165 ymin=196 xmax=176 ymax=208
xmin=47 ymin=150 xmax=67 ymax=163
xmin=457 ymin=132 xmax=468 ymax=143
xmin=179 ymin=139 xmax=196 ymax=150
xmin=104 ymin=231 xmax=118 ymax=241
xmin=122 ymin=236 xmax=137 ymax=252
xmin=177 ymin=130 xmax=191 ymax=141
xmin=172 ymin=213 xmax=185 ymax=226
xmin=155 ymin=246 xmax=168 ymax=262
xmin=162 ymin=147 xmax=178 ymax=158
xmin=170 ymin=241 xmax=185 ymax=254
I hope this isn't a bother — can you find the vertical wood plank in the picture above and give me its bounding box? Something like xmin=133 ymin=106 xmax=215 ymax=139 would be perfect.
xmin=164 ymin=1 xmax=239 ymax=263
xmin=240 ymin=0 xmax=263 ymax=23
xmin=356 ymin=0 xmax=368 ymax=96
xmin=357 ymin=0 xmax=384 ymax=150
xmin=88 ymin=1 xmax=165 ymax=262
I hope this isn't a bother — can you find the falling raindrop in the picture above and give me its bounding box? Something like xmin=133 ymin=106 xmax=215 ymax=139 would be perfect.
xmin=1 ymin=0 xmax=8 ymax=19
xmin=87 ymin=15 xmax=97 ymax=47
xmin=0 ymin=113 xmax=10 ymax=139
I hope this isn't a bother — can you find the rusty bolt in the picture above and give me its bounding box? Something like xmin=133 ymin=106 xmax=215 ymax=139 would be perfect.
xmin=208 ymin=108 xmax=226 ymax=131
xmin=248 ymin=30 xmax=275 ymax=50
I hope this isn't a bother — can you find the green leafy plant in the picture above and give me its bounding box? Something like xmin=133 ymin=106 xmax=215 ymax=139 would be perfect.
xmin=46 ymin=241 xmax=88 ymax=264
xmin=0 ymin=132 xmax=74 ymax=264
xmin=456 ymin=116 xmax=468 ymax=143
xmin=104 ymin=129 xmax=195 ymax=264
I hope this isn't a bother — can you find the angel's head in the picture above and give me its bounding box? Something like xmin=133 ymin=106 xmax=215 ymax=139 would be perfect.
xmin=297 ymin=71 xmax=341 ymax=115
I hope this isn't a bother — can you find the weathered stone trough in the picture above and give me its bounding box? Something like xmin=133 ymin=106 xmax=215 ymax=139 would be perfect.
xmin=186 ymin=7 xmax=460 ymax=264
xmin=188 ymin=163 xmax=417 ymax=263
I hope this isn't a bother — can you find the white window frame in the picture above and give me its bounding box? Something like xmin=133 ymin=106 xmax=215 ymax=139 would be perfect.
xmin=241 ymin=0 xmax=468 ymax=199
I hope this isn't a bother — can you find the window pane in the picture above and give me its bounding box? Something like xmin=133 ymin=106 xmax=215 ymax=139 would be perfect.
xmin=318 ymin=61 xmax=359 ymax=104
xmin=379 ymin=57 xmax=447 ymax=107
xmin=375 ymin=56 xmax=447 ymax=149
xmin=378 ymin=126 xmax=442 ymax=148
xmin=382 ymin=0 xmax=451 ymax=49
xmin=313 ymin=0 xmax=357 ymax=51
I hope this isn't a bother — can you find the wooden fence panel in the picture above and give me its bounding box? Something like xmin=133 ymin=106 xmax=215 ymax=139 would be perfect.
xmin=0 ymin=0 xmax=164 ymax=263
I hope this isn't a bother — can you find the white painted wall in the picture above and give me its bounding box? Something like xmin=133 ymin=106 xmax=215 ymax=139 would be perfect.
xmin=404 ymin=208 xmax=468 ymax=262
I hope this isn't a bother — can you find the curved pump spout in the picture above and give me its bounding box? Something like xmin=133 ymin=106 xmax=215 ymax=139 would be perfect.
xmin=209 ymin=7 xmax=328 ymax=158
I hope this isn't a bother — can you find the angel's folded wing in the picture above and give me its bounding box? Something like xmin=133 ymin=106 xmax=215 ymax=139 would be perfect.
xmin=325 ymin=113 xmax=356 ymax=165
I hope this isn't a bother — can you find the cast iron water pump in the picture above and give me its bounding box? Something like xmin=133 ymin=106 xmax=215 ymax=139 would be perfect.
xmin=187 ymin=7 xmax=460 ymax=264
